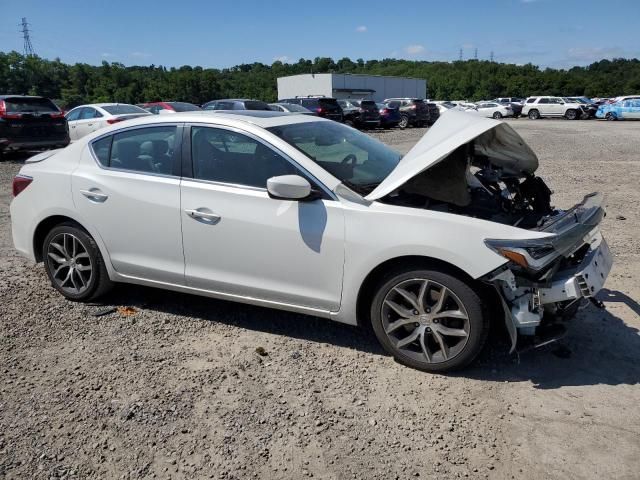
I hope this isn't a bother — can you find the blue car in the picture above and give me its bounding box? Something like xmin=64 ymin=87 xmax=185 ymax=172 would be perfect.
xmin=596 ymin=98 xmax=640 ymax=120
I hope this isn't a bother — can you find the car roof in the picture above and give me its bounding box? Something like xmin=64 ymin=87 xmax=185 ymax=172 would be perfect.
xmin=0 ymin=94 xmax=48 ymax=99
xmin=83 ymin=110 xmax=325 ymax=132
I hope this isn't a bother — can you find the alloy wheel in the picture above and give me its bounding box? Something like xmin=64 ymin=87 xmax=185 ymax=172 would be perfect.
xmin=381 ymin=278 xmax=470 ymax=364
xmin=46 ymin=233 xmax=93 ymax=295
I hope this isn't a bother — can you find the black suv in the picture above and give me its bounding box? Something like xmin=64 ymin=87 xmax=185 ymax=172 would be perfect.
xmin=278 ymin=97 xmax=343 ymax=122
xmin=0 ymin=95 xmax=69 ymax=155
xmin=338 ymin=99 xmax=381 ymax=128
xmin=384 ymin=98 xmax=430 ymax=128
xmin=202 ymin=99 xmax=271 ymax=111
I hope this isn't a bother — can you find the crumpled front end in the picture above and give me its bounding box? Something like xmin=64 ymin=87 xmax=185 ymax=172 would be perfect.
xmin=483 ymin=193 xmax=613 ymax=351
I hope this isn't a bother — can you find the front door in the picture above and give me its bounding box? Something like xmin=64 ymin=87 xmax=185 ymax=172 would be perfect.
xmin=72 ymin=124 xmax=185 ymax=284
xmin=180 ymin=125 xmax=345 ymax=311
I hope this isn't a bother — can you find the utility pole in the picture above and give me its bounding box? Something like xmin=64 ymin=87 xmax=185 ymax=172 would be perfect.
xmin=21 ymin=17 xmax=35 ymax=56
xmin=474 ymin=48 xmax=478 ymax=60
xmin=490 ymin=51 xmax=494 ymax=62
xmin=458 ymin=48 xmax=463 ymax=61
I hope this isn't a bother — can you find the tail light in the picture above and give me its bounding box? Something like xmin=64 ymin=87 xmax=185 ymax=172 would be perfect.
xmin=107 ymin=117 xmax=125 ymax=125
xmin=0 ymin=100 xmax=21 ymax=119
xmin=316 ymin=107 xmax=324 ymax=114
xmin=12 ymin=175 xmax=33 ymax=197
xmin=382 ymin=108 xmax=390 ymax=114
xmin=409 ymin=105 xmax=417 ymax=110
xmin=49 ymin=111 xmax=65 ymax=119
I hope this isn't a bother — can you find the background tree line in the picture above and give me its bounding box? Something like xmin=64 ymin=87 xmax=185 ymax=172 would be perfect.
xmin=1 ymin=51 xmax=639 ymax=109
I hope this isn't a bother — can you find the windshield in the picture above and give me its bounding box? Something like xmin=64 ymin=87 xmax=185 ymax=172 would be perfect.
xmin=267 ymin=121 xmax=401 ymax=194
xmin=103 ymin=104 xmax=148 ymax=115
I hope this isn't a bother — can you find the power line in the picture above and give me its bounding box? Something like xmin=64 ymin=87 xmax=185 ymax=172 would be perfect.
xmin=21 ymin=17 xmax=35 ymax=56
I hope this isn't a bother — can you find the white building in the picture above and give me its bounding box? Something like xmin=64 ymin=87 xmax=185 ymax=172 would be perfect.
xmin=277 ymin=73 xmax=427 ymax=102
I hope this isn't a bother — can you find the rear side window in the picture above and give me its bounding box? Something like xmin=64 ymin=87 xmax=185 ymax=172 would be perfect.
xmin=168 ymin=102 xmax=201 ymax=112
xmin=3 ymin=97 xmax=59 ymax=113
xmin=538 ymin=98 xmax=549 ymax=104
xmin=526 ymin=98 xmax=535 ymax=103
xmin=66 ymin=108 xmax=82 ymax=121
xmin=91 ymin=126 xmax=177 ymax=175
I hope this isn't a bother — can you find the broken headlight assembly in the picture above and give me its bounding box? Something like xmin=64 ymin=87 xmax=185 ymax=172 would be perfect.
xmin=484 ymin=237 xmax=559 ymax=272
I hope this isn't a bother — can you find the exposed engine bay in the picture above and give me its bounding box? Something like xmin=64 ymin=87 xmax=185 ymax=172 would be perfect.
xmin=381 ymin=142 xmax=556 ymax=230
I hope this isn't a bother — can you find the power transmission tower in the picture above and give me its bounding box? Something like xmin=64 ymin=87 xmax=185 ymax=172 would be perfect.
xmin=474 ymin=48 xmax=478 ymax=60
xmin=490 ymin=51 xmax=494 ymax=62
xmin=459 ymin=48 xmax=463 ymax=61
xmin=21 ymin=17 xmax=35 ymax=56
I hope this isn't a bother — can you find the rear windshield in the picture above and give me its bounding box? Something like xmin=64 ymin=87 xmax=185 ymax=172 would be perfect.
xmin=361 ymin=100 xmax=376 ymax=107
xmin=244 ymin=101 xmax=271 ymax=111
xmin=3 ymin=97 xmax=59 ymax=113
xmin=281 ymin=104 xmax=310 ymax=112
xmin=102 ymin=104 xmax=148 ymax=115
xmin=167 ymin=102 xmax=201 ymax=112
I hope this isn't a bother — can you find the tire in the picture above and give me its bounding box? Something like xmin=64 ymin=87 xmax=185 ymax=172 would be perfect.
xmin=565 ymin=109 xmax=578 ymax=120
xmin=43 ymin=223 xmax=113 ymax=302
xmin=528 ymin=109 xmax=540 ymax=120
xmin=605 ymin=112 xmax=617 ymax=121
xmin=492 ymin=111 xmax=503 ymax=119
xmin=370 ymin=267 xmax=489 ymax=372
xmin=398 ymin=115 xmax=409 ymax=129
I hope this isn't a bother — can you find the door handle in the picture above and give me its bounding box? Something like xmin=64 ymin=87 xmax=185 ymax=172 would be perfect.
xmin=185 ymin=208 xmax=221 ymax=223
xmin=87 ymin=123 xmax=93 ymax=126
xmin=80 ymin=189 xmax=109 ymax=203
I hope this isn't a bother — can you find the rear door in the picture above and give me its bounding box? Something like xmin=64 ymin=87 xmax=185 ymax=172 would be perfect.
xmin=72 ymin=124 xmax=185 ymax=283
xmin=75 ymin=107 xmax=104 ymax=139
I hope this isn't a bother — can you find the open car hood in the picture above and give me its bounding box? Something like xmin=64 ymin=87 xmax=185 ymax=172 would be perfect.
xmin=365 ymin=110 xmax=539 ymax=201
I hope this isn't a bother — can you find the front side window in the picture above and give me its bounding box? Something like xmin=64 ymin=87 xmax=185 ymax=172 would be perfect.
xmin=191 ymin=126 xmax=297 ymax=188
xmin=92 ymin=126 xmax=176 ymax=174
xmin=268 ymin=121 xmax=401 ymax=195
xmin=79 ymin=107 xmax=99 ymax=120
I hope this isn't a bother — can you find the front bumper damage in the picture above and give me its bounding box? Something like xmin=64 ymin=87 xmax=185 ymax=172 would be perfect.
xmin=485 ymin=193 xmax=613 ymax=351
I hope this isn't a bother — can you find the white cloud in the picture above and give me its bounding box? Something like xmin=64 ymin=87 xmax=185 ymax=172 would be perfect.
xmin=130 ymin=51 xmax=151 ymax=59
xmin=101 ymin=52 xmax=115 ymax=58
xmin=567 ymin=46 xmax=624 ymax=62
xmin=355 ymin=25 xmax=367 ymax=33
xmin=273 ymin=55 xmax=290 ymax=63
xmin=405 ymin=44 xmax=426 ymax=56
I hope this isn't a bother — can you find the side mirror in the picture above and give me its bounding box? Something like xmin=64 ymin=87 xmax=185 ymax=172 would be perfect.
xmin=267 ymin=175 xmax=316 ymax=201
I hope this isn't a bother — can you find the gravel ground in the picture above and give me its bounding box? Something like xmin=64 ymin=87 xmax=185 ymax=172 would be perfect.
xmin=1 ymin=119 xmax=639 ymax=480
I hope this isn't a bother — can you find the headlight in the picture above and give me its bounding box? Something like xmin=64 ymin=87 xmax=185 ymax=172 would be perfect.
xmin=484 ymin=238 xmax=559 ymax=271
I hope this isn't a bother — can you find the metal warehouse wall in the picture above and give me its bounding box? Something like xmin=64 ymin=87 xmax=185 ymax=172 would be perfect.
xmin=331 ymin=74 xmax=427 ymax=102
xmin=277 ymin=74 xmax=333 ymax=99
xmin=277 ymin=74 xmax=427 ymax=102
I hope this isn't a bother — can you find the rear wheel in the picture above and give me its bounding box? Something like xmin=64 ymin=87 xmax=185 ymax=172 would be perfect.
xmin=565 ymin=109 xmax=578 ymax=120
xmin=43 ymin=224 xmax=113 ymax=302
xmin=370 ymin=268 xmax=489 ymax=372
xmin=398 ymin=115 xmax=409 ymax=129
xmin=528 ymin=109 xmax=540 ymax=120
xmin=492 ymin=111 xmax=503 ymax=119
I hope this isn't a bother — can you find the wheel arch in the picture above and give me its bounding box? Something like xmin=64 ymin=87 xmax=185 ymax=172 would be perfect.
xmin=33 ymin=215 xmax=88 ymax=262
xmin=355 ymin=255 xmax=484 ymax=328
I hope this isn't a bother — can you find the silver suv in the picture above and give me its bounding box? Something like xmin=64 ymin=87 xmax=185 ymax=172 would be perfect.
xmin=521 ymin=96 xmax=585 ymax=120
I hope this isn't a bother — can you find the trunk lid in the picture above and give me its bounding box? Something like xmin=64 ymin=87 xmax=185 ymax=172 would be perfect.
xmin=365 ymin=110 xmax=539 ymax=201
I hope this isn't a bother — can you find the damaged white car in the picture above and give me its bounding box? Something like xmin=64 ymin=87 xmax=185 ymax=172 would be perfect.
xmin=10 ymin=110 xmax=612 ymax=372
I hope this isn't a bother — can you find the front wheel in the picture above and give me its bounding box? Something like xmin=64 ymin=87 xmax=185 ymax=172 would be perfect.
xmin=492 ymin=111 xmax=503 ymax=119
xmin=370 ymin=268 xmax=489 ymax=372
xmin=565 ymin=109 xmax=578 ymax=120
xmin=43 ymin=223 xmax=113 ymax=301
xmin=528 ymin=109 xmax=540 ymax=120
xmin=605 ymin=112 xmax=617 ymax=121
xmin=398 ymin=114 xmax=409 ymax=129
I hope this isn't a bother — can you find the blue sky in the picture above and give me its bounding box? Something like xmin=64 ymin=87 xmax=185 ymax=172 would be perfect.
xmin=2 ymin=0 xmax=639 ymax=69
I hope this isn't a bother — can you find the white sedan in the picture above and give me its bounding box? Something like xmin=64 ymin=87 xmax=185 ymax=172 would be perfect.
xmin=10 ymin=110 xmax=611 ymax=371
xmin=465 ymin=102 xmax=513 ymax=119
xmin=65 ymin=103 xmax=151 ymax=141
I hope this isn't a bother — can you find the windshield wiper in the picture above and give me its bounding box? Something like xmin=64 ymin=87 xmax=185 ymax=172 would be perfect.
xmin=342 ymin=181 xmax=380 ymax=195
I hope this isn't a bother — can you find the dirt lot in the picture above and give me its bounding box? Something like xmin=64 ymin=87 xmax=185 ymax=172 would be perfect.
xmin=1 ymin=119 xmax=639 ymax=480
